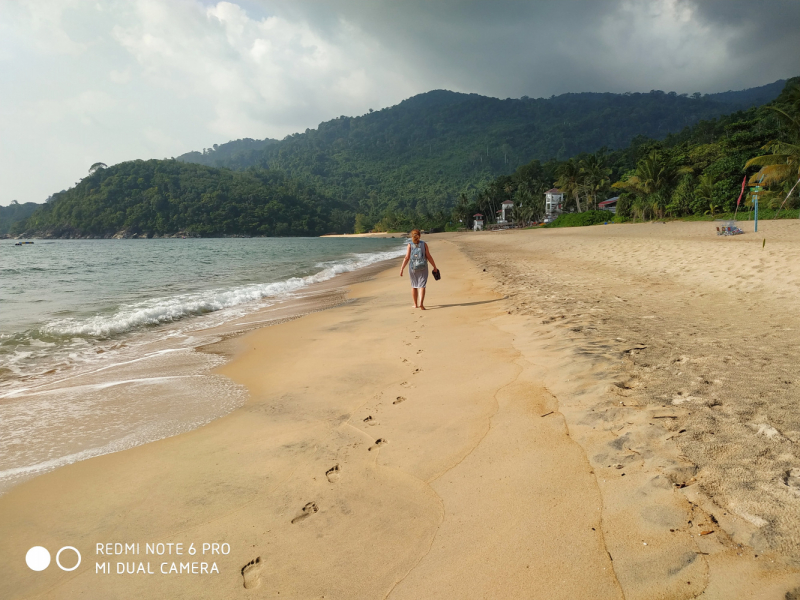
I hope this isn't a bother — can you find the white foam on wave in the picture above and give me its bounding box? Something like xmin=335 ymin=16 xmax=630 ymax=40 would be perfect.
xmin=41 ymin=247 xmax=405 ymax=338
xmin=0 ymin=367 xmax=247 ymax=494
xmin=0 ymin=431 xmax=146 ymax=483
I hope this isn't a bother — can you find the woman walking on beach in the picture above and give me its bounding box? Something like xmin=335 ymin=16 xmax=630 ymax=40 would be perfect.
xmin=399 ymin=229 xmax=438 ymax=309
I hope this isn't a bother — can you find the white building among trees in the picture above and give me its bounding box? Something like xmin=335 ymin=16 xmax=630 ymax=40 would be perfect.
xmin=545 ymin=188 xmax=563 ymax=221
xmin=497 ymin=200 xmax=513 ymax=225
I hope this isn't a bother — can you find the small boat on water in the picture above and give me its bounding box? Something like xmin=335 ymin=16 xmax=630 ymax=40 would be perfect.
xmin=13 ymin=241 xmax=34 ymax=246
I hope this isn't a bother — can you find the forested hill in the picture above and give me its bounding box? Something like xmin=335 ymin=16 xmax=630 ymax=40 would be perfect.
xmin=461 ymin=77 xmax=800 ymax=227
xmin=0 ymin=201 xmax=41 ymax=235
xmin=16 ymin=160 xmax=353 ymax=238
xmin=176 ymin=80 xmax=786 ymax=219
xmin=176 ymin=137 xmax=279 ymax=168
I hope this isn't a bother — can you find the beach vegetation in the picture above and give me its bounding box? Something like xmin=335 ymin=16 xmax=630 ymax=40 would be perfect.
xmin=544 ymin=210 xmax=614 ymax=228
xmin=473 ymin=77 xmax=800 ymax=227
xmin=745 ymin=83 xmax=800 ymax=202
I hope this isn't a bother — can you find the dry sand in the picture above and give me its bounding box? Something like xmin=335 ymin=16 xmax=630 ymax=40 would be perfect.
xmin=2 ymin=221 xmax=800 ymax=599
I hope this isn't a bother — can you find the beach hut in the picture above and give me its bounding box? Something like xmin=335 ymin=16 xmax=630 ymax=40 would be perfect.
xmin=544 ymin=188 xmax=563 ymax=222
xmin=473 ymin=213 xmax=484 ymax=231
xmin=497 ymin=200 xmax=514 ymax=225
xmin=598 ymin=196 xmax=619 ymax=214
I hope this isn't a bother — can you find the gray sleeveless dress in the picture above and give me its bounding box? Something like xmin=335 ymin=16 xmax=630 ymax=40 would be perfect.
xmin=409 ymin=241 xmax=429 ymax=289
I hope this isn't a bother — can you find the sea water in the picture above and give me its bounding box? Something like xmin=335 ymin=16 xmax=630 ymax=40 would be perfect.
xmin=0 ymin=237 xmax=406 ymax=492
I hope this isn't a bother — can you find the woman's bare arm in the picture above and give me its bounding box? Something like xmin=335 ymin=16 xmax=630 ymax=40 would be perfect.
xmin=425 ymin=244 xmax=437 ymax=271
xmin=399 ymin=245 xmax=411 ymax=276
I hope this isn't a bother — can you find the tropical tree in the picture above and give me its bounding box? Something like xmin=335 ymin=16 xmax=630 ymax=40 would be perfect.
xmin=513 ymin=181 xmax=546 ymax=225
xmin=452 ymin=192 xmax=473 ymax=226
xmin=634 ymin=151 xmax=676 ymax=196
xmin=89 ymin=162 xmax=107 ymax=175
xmin=556 ymin=158 xmax=583 ymax=213
xmin=666 ymin=174 xmax=695 ymax=216
xmin=744 ymin=83 xmax=800 ymax=191
xmin=612 ymin=150 xmax=677 ymax=218
xmin=579 ymin=153 xmax=612 ymax=210
xmin=694 ymin=172 xmax=715 ymax=210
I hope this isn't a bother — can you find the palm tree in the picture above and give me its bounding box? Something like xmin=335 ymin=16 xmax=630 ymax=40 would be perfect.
xmin=694 ymin=172 xmax=715 ymax=209
xmin=580 ymin=153 xmax=612 ymax=210
xmin=556 ymin=159 xmax=583 ymax=213
xmin=635 ymin=151 xmax=676 ymax=195
xmin=613 ymin=150 xmax=677 ymax=218
xmin=745 ymin=84 xmax=800 ymax=189
xmin=453 ymin=192 xmax=471 ymax=224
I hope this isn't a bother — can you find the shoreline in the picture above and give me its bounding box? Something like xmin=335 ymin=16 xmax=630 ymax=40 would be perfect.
xmin=0 ymin=238 xmax=622 ymax=598
xmin=1 ymin=226 xmax=799 ymax=598
xmin=0 ymin=255 xmax=400 ymax=496
xmin=320 ymin=232 xmax=403 ymax=238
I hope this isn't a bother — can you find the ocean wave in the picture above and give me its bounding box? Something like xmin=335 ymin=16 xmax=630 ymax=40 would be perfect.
xmin=41 ymin=247 xmax=405 ymax=338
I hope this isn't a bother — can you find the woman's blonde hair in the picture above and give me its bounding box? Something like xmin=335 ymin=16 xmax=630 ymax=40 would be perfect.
xmin=410 ymin=229 xmax=421 ymax=242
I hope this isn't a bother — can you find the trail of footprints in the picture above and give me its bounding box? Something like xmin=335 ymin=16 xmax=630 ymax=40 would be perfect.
xmin=242 ymin=319 xmax=425 ymax=588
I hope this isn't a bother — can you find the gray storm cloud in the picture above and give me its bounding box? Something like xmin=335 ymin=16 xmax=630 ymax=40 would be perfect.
xmin=0 ymin=0 xmax=797 ymax=205
xmin=270 ymin=0 xmax=799 ymax=97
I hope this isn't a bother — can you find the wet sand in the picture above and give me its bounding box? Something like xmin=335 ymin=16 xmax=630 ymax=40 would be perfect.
xmin=2 ymin=223 xmax=800 ymax=598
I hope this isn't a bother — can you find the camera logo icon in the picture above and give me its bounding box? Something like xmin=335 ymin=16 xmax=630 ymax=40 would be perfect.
xmin=26 ymin=546 xmax=81 ymax=572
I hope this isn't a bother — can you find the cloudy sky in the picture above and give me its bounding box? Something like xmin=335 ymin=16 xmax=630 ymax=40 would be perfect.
xmin=1 ymin=0 xmax=798 ymax=206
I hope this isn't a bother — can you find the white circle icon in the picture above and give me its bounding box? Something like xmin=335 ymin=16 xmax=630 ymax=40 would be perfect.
xmin=26 ymin=546 xmax=51 ymax=571
xmin=56 ymin=547 xmax=81 ymax=571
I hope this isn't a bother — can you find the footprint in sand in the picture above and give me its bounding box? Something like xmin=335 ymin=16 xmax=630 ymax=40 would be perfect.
xmin=241 ymin=557 xmax=263 ymax=589
xmin=363 ymin=415 xmax=378 ymax=426
xmin=417 ymin=349 xmax=423 ymax=354
xmin=291 ymin=502 xmax=319 ymax=524
xmin=326 ymin=465 xmax=341 ymax=483
xmin=400 ymin=381 xmax=412 ymax=388
xmin=784 ymin=468 xmax=800 ymax=496
xmin=369 ymin=438 xmax=388 ymax=451
xmin=393 ymin=396 xmax=406 ymax=405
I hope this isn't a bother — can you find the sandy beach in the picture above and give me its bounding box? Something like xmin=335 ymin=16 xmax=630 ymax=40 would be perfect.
xmin=3 ymin=221 xmax=800 ymax=599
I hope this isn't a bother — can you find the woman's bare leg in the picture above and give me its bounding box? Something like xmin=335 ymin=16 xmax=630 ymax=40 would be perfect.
xmin=411 ymin=288 xmax=419 ymax=308
xmin=419 ymin=287 xmax=426 ymax=310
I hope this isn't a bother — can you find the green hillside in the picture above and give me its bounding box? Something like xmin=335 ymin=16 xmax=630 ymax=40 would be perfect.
xmin=177 ymin=80 xmax=786 ymax=224
xmin=16 ymin=79 xmax=794 ymax=238
xmin=462 ymin=78 xmax=799 ymax=226
xmin=0 ymin=201 xmax=41 ymax=235
xmin=17 ymin=160 xmax=352 ymax=238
